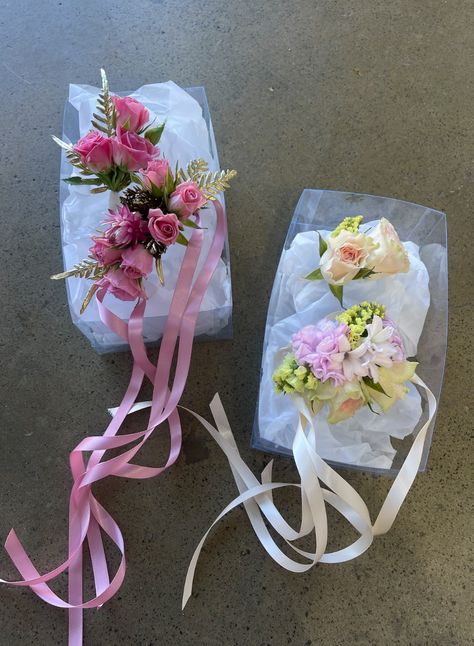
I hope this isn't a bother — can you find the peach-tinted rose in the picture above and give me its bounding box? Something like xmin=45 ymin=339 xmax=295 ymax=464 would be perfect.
xmin=320 ymin=231 xmax=377 ymax=286
xmin=327 ymin=380 xmax=366 ymax=423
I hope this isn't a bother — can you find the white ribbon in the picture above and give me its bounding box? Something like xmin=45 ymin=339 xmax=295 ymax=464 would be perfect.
xmin=110 ymin=375 xmax=436 ymax=607
xmin=180 ymin=374 xmax=436 ymax=606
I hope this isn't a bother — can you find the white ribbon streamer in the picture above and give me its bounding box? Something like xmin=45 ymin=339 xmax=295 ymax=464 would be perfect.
xmin=110 ymin=375 xmax=436 ymax=608
xmin=181 ymin=374 xmax=436 ymax=606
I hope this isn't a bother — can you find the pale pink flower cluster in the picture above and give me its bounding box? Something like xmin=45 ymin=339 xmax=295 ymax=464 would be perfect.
xmin=291 ymin=320 xmax=351 ymax=386
xmin=291 ymin=316 xmax=405 ymax=387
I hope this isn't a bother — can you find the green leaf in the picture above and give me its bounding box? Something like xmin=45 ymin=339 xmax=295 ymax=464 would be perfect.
xmin=363 ymin=376 xmax=391 ymax=397
xmin=305 ymin=267 xmax=323 ymax=280
xmin=63 ymin=176 xmax=101 ymax=186
xmin=367 ymin=401 xmax=380 ymax=415
xmin=163 ymin=170 xmax=176 ymax=202
xmin=176 ymin=232 xmax=189 ymax=246
xmin=145 ymin=122 xmax=166 ymax=145
xmin=318 ymin=232 xmax=328 ymax=258
xmin=90 ymin=186 xmax=108 ymax=194
xmin=181 ymin=218 xmax=204 ymax=229
xmin=354 ymin=267 xmax=378 ymax=279
xmin=130 ymin=172 xmax=143 ymax=184
xmin=329 ymin=283 xmax=344 ymax=306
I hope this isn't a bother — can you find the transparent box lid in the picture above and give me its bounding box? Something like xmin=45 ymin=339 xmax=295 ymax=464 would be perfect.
xmin=252 ymin=189 xmax=447 ymax=476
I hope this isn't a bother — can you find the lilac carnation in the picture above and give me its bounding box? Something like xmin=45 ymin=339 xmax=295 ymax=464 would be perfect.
xmin=291 ymin=320 xmax=351 ymax=386
xmin=104 ymin=204 xmax=148 ymax=247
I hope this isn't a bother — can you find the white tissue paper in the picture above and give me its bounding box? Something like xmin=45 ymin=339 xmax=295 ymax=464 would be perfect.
xmin=258 ymin=225 xmax=431 ymax=470
xmin=59 ymin=82 xmax=232 ymax=352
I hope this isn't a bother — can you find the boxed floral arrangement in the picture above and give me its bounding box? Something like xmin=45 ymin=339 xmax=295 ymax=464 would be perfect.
xmin=181 ymin=188 xmax=447 ymax=605
xmin=56 ymin=71 xmax=233 ymax=352
xmin=253 ymin=189 xmax=447 ymax=473
xmin=1 ymin=71 xmax=236 ymax=646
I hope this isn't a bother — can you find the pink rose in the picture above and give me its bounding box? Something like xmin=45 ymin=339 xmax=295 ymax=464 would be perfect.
xmin=73 ymin=131 xmax=113 ymax=172
xmin=89 ymin=236 xmax=123 ymax=265
xmin=168 ymin=180 xmax=206 ymax=218
xmin=104 ymin=204 xmax=148 ymax=246
xmin=141 ymin=159 xmax=170 ymax=192
xmin=120 ymin=244 xmax=153 ymax=279
xmin=148 ymin=208 xmax=180 ymax=246
xmin=96 ymin=268 xmax=146 ymax=301
xmin=112 ymin=126 xmax=158 ymax=171
xmin=112 ymin=96 xmax=149 ymax=132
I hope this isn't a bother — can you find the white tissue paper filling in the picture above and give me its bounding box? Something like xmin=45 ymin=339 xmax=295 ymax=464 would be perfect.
xmin=60 ymin=82 xmax=232 ymax=351
xmin=258 ymin=226 xmax=431 ymax=470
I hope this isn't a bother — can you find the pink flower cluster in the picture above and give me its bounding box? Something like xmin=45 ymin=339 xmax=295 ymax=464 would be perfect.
xmin=73 ymin=96 xmax=158 ymax=173
xmin=292 ymin=320 xmax=351 ymax=386
xmin=74 ymin=127 xmax=158 ymax=173
xmin=53 ymin=78 xmax=238 ymax=312
xmin=88 ymin=169 xmax=208 ymax=302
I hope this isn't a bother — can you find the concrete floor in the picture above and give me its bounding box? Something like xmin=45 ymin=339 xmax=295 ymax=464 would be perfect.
xmin=0 ymin=0 xmax=472 ymax=644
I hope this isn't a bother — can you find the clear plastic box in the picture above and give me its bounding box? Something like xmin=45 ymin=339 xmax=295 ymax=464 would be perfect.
xmin=59 ymin=84 xmax=232 ymax=353
xmin=252 ymin=189 xmax=447 ymax=476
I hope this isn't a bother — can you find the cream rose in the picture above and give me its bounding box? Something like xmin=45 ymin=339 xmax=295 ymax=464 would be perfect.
xmin=320 ymin=230 xmax=376 ymax=286
xmin=367 ymin=218 xmax=409 ymax=275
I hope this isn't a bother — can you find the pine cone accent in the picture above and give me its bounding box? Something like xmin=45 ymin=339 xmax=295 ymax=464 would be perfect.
xmin=121 ymin=187 xmax=162 ymax=216
xmin=145 ymin=238 xmax=167 ymax=259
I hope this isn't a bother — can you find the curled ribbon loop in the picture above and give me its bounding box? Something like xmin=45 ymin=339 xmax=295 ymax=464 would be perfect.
xmin=180 ymin=373 xmax=436 ymax=606
xmin=2 ymin=201 xmax=227 ymax=646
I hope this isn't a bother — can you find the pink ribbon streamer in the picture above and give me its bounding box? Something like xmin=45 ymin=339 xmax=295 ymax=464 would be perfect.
xmin=1 ymin=200 xmax=227 ymax=645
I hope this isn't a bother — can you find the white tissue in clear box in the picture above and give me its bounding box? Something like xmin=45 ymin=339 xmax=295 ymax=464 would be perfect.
xmin=258 ymin=228 xmax=430 ymax=470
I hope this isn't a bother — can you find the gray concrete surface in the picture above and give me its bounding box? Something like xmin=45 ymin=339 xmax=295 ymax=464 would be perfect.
xmin=0 ymin=0 xmax=472 ymax=644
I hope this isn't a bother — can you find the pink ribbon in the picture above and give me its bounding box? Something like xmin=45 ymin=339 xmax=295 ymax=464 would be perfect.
xmin=2 ymin=200 xmax=227 ymax=645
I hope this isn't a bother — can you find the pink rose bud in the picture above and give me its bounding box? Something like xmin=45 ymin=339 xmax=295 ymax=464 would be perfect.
xmin=89 ymin=236 xmax=123 ymax=265
xmin=148 ymin=208 xmax=180 ymax=246
xmin=73 ymin=131 xmax=113 ymax=172
xmin=141 ymin=159 xmax=170 ymax=192
xmin=120 ymin=244 xmax=153 ymax=279
xmin=111 ymin=96 xmax=149 ymax=132
xmin=168 ymin=180 xmax=206 ymax=218
xmin=96 ymin=268 xmax=147 ymax=301
xmin=112 ymin=126 xmax=158 ymax=172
